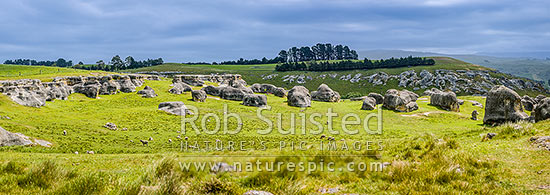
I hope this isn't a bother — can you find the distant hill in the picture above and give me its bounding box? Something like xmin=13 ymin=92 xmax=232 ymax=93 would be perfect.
xmin=359 ymin=50 xmax=550 ymax=86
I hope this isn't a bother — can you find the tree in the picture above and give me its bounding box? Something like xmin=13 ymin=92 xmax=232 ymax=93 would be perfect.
xmin=55 ymin=58 xmax=68 ymax=67
xmin=335 ymin=45 xmax=344 ymax=60
xmin=278 ymin=50 xmax=288 ymax=63
xmin=125 ymin=56 xmax=135 ymax=68
xmin=110 ymin=55 xmax=124 ymax=70
xmin=78 ymin=61 xmax=84 ymax=65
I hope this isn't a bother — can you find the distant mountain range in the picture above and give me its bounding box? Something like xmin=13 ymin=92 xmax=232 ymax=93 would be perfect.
xmin=359 ymin=50 xmax=550 ymax=87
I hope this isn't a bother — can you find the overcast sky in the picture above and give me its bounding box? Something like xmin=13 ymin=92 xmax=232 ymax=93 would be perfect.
xmin=0 ymin=0 xmax=549 ymax=63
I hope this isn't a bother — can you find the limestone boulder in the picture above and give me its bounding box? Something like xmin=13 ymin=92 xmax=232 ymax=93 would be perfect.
xmin=367 ymin=93 xmax=384 ymax=104
xmin=430 ymin=90 xmax=460 ymax=112
xmin=169 ymin=82 xmax=192 ymax=94
xmin=158 ymin=102 xmax=193 ymax=116
xmin=483 ymin=85 xmax=529 ymax=125
xmin=533 ymin=97 xmax=550 ymax=122
xmin=220 ymin=87 xmax=247 ymax=101
xmin=383 ymin=89 xmax=419 ymax=112
xmin=521 ymin=95 xmax=536 ymax=111
xmin=242 ymin=94 xmax=268 ymax=107
xmin=0 ymin=126 xmax=51 ymax=147
xmin=272 ymin=87 xmax=287 ymax=97
xmin=361 ymin=97 xmax=377 ymax=110
xmin=311 ymin=84 xmax=340 ymax=102
xmin=287 ymin=86 xmax=311 ymax=107
xmin=137 ymin=86 xmax=157 ymax=98
xmin=201 ymin=85 xmax=222 ymax=96
xmin=191 ymin=90 xmax=207 ymax=102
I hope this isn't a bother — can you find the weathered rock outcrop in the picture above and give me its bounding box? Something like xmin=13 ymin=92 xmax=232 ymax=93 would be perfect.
xmin=251 ymin=83 xmax=276 ymax=93
xmin=137 ymin=86 xmax=157 ymax=98
xmin=535 ymin=95 xmax=546 ymax=103
xmin=220 ymin=87 xmax=247 ymax=101
xmin=430 ymin=90 xmax=460 ymax=112
xmin=533 ymin=98 xmax=550 ymax=122
xmin=311 ymin=84 xmax=340 ymax=102
xmin=0 ymin=74 xmax=154 ymax=107
xmin=251 ymin=83 xmax=262 ymax=93
xmin=367 ymin=93 xmax=384 ymax=104
xmin=191 ymin=90 xmax=207 ymax=102
xmin=0 ymin=126 xmax=51 ymax=147
xmin=242 ymin=94 xmax=267 ymax=107
xmin=0 ymin=79 xmax=72 ymax=107
xmin=272 ymin=87 xmax=287 ymax=97
xmin=232 ymin=82 xmax=254 ymax=94
xmin=168 ymin=79 xmax=193 ymax=95
xmin=158 ymin=102 xmax=193 ymax=116
xmin=287 ymin=86 xmax=311 ymax=107
xmin=383 ymin=89 xmax=419 ymax=112
xmin=201 ymin=85 xmax=222 ymax=96
xmin=483 ymin=85 xmax=529 ymax=125
xmin=521 ymin=95 xmax=536 ymax=111
xmin=265 ymin=69 xmax=547 ymax=96
xmin=361 ymin=97 xmax=377 ymax=110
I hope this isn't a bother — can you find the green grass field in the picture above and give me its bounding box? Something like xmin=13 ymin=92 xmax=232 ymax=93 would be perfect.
xmin=0 ymin=62 xmax=549 ymax=194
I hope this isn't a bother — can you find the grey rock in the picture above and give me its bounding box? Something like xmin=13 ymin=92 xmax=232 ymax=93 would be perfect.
xmin=104 ymin=122 xmax=117 ymax=130
xmin=529 ymin=136 xmax=550 ymax=151
xmin=272 ymin=87 xmax=287 ymax=97
xmin=535 ymin=95 xmax=546 ymax=103
xmin=367 ymin=93 xmax=384 ymax=104
xmin=0 ymin=126 xmax=51 ymax=147
xmin=361 ymin=97 xmax=377 ymax=110
xmin=251 ymin=83 xmax=262 ymax=93
xmin=220 ymin=87 xmax=247 ymax=101
xmin=521 ymin=95 xmax=536 ymax=111
xmin=137 ymin=86 xmax=157 ymax=98
xmin=383 ymin=89 xmax=419 ymax=112
xmin=191 ymin=90 xmax=207 ymax=102
xmin=533 ymin=97 xmax=550 ymax=122
xmin=430 ymin=90 xmax=460 ymax=112
xmin=287 ymin=86 xmax=311 ymax=107
xmin=201 ymin=85 xmax=222 ymax=96
xmin=242 ymin=94 xmax=267 ymax=107
xmin=117 ymin=76 xmax=137 ymax=93
xmin=158 ymin=101 xmax=193 ymax=116
xmin=74 ymin=83 xmax=100 ymax=98
xmin=311 ymin=84 xmax=340 ymax=102
xmin=483 ymin=85 xmax=529 ymax=125
xmin=169 ymin=82 xmax=192 ymax=94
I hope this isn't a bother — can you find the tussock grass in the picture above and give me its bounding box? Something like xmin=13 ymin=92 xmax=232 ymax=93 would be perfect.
xmin=497 ymin=121 xmax=537 ymax=138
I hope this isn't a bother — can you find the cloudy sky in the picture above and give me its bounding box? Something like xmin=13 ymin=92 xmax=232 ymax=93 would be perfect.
xmin=0 ymin=0 xmax=549 ymax=63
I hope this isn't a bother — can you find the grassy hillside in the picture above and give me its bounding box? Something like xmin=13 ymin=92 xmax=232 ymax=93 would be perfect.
xmin=0 ymin=76 xmax=548 ymax=193
xmin=125 ymin=57 xmax=512 ymax=96
xmin=0 ymin=64 xmax=112 ymax=81
xmin=0 ymin=61 xmax=549 ymax=194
